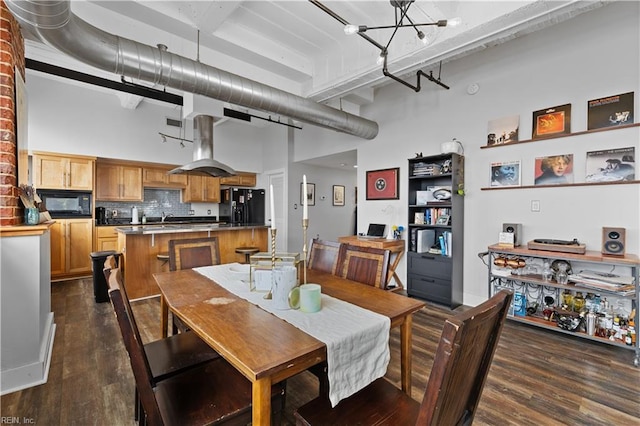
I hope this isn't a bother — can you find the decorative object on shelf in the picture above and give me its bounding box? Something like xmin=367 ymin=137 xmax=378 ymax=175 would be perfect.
xmin=585 ymin=146 xmax=635 ymax=183
xmin=300 ymin=182 xmax=315 ymax=206
xmin=440 ymin=138 xmax=464 ymax=155
xmin=534 ymin=154 xmax=574 ymax=185
xmin=487 ymin=115 xmax=519 ymax=145
xmin=392 ymin=225 xmax=404 ymax=240
xmin=332 ymin=185 xmax=345 ymax=206
xmin=315 ymin=1 xmax=460 ymax=92
xmin=587 ymin=91 xmax=634 ymax=130
xmin=366 ymin=168 xmax=399 ymax=200
xmin=532 ymin=103 xmax=571 ymax=139
xmin=490 ymin=160 xmax=521 ymax=187
xmin=432 ymin=187 xmax=452 ymax=200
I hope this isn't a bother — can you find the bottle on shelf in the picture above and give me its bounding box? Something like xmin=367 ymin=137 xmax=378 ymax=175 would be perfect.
xmin=573 ymin=292 xmax=585 ymax=313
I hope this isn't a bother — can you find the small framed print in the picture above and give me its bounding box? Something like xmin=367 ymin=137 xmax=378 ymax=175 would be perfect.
xmin=300 ymin=182 xmax=315 ymax=206
xmin=332 ymin=185 xmax=345 ymax=206
xmin=366 ymin=168 xmax=399 ymax=200
xmin=436 ymin=214 xmax=450 ymax=225
xmin=532 ymin=103 xmax=571 ymax=139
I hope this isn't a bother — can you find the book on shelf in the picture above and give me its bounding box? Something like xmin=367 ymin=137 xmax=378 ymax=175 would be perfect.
xmin=571 ymin=269 xmax=635 ymax=286
xmin=414 ymin=212 xmax=425 ymax=224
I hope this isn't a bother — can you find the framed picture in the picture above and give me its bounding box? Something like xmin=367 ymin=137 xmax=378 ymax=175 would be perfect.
xmin=532 ymin=103 xmax=571 ymax=139
xmin=534 ymin=154 xmax=574 ymax=185
xmin=436 ymin=214 xmax=450 ymax=225
xmin=585 ymin=146 xmax=635 ymax=182
xmin=490 ymin=160 xmax=521 ymax=187
xmin=366 ymin=168 xmax=399 ymax=200
xmin=300 ymin=182 xmax=315 ymax=206
xmin=332 ymin=185 xmax=345 ymax=206
xmin=587 ymin=92 xmax=634 ymax=130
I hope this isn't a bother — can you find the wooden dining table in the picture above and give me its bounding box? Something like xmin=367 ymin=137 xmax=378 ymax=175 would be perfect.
xmin=154 ymin=266 xmax=425 ymax=426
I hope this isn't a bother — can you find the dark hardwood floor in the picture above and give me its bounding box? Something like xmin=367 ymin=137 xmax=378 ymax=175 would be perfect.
xmin=2 ymin=278 xmax=639 ymax=425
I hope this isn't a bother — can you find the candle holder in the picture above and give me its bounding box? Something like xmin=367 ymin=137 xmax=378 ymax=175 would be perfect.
xmin=302 ymin=218 xmax=309 ymax=285
xmin=264 ymin=228 xmax=277 ymax=299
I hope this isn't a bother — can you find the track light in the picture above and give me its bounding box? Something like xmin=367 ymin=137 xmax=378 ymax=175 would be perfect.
xmin=161 ymin=134 xmax=167 ymax=143
xmin=158 ymin=132 xmax=193 ymax=145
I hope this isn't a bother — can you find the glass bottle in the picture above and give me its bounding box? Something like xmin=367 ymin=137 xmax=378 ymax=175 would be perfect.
xmin=573 ymin=292 xmax=585 ymax=313
xmin=555 ymin=262 xmax=569 ymax=284
xmin=561 ymin=289 xmax=573 ymax=311
xmin=542 ymin=259 xmax=553 ymax=281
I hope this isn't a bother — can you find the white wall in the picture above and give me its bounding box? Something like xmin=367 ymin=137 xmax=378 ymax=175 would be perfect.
xmin=356 ymin=1 xmax=639 ymax=305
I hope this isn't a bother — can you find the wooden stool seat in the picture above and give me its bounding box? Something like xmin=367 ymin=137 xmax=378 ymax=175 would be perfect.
xmin=157 ymin=252 xmax=169 ymax=267
xmin=235 ymin=246 xmax=260 ymax=263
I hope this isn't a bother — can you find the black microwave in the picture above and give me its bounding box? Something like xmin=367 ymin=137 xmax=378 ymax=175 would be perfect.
xmin=38 ymin=189 xmax=92 ymax=218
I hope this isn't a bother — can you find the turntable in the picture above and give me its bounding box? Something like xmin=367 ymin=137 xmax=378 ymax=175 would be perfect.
xmin=527 ymin=238 xmax=586 ymax=254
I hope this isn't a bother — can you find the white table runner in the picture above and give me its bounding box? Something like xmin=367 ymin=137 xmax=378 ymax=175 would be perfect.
xmin=194 ymin=264 xmax=391 ymax=406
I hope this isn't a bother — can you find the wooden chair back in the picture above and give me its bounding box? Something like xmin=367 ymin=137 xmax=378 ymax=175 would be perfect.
xmin=307 ymin=239 xmax=341 ymax=274
xmin=335 ymin=243 xmax=390 ymax=288
xmin=168 ymin=237 xmax=220 ymax=271
xmin=107 ymin=268 xmax=165 ymax=425
xmin=416 ymin=289 xmax=513 ymax=425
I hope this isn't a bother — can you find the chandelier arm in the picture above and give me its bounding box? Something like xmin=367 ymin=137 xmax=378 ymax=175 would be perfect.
xmin=385 ymin=2 xmax=413 ymax=51
xmin=309 ymin=0 xmax=384 ymax=50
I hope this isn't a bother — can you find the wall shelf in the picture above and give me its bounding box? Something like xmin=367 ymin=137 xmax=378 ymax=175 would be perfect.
xmin=480 ymin=122 xmax=639 ymax=149
xmin=481 ymin=179 xmax=640 ymax=191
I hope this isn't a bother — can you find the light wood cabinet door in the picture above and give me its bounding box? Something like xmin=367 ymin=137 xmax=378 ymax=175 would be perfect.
xmin=183 ymin=175 xmax=220 ymax=202
xmin=220 ymin=172 xmax=256 ymax=187
xmin=33 ymin=154 xmax=94 ymax=190
xmin=66 ymin=219 xmax=93 ymax=275
xmin=49 ymin=221 xmax=66 ymax=277
xmin=143 ymin=167 xmax=188 ymax=188
xmin=96 ymin=163 xmax=142 ymax=201
xmin=50 ymin=219 xmax=93 ymax=278
xmin=95 ymin=226 xmax=119 ymax=251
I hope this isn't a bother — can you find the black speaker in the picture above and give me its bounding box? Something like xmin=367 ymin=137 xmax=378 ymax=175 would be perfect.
xmin=602 ymin=227 xmax=625 ymax=256
xmin=502 ymin=223 xmax=522 ymax=246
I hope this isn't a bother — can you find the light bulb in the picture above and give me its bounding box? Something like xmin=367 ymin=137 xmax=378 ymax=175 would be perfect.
xmin=344 ymin=24 xmax=358 ymax=35
xmin=417 ymin=31 xmax=430 ymax=45
xmin=447 ymin=17 xmax=462 ymax=27
xmin=376 ymin=52 xmax=386 ymax=65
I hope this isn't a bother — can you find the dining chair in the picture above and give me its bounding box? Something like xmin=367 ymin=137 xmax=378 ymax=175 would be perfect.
xmin=294 ymin=289 xmax=514 ymax=426
xmin=103 ymin=257 xmax=219 ymax=421
xmin=168 ymin=237 xmax=221 ymax=334
xmin=168 ymin=237 xmax=221 ymax=271
xmin=107 ymin=266 xmax=286 ymax=426
xmin=335 ymin=243 xmax=390 ymax=288
xmin=307 ymin=238 xmax=342 ymax=274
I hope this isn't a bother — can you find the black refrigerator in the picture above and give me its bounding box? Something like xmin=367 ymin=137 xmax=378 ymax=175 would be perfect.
xmin=219 ymin=188 xmax=266 ymax=225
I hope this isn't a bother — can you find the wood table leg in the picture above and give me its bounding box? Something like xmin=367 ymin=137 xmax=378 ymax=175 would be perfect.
xmin=160 ymin=295 xmax=168 ymax=338
xmin=386 ymin=249 xmax=405 ymax=290
xmin=400 ymin=314 xmax=413 ymax=395
xmin=253 ymin=377 xmax=272 ymax=426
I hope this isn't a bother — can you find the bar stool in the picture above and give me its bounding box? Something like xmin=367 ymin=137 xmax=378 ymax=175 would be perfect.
xmin=157 ymin=252 xmax=169 ymax=271
xmin=235 ymin=247 xmax=259 ymax=264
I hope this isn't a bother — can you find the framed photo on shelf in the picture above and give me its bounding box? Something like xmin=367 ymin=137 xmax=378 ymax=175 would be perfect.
xmin=300 ymin=182 xmax=315 ymax=206
xmin=587 ymin=91 xmax=634 ymax=130
xmin=532 ymin=103 xmax=571 ymax=139
xmin=332 ymin=185 xmax=345 ymax=206
xmin=534 ymin=154 xmax=573 ymax=185
xmin=487 ymin=114 xmax=519 ymax=145
xmin=436 ymin=214 xmax=450 ymax=226
xmin=585 ymin=146 xmax=635 ymax=183
xmin=366 ymin=167 xmax=399 ymax=200
xmin=490 ymin=160 xmax=521 ymax=187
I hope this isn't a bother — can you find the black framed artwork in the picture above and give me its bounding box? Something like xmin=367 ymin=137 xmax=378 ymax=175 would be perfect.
xmin=366 ymin=168 xmax=399 ymax=200
xmin=300 ymin=182 xmax=315 ymax=206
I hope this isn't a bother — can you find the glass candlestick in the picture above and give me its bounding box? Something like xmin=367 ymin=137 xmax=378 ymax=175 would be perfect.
xmin=302 ymin=218 xmax=308 ymax=285
xmin=264 ymin=228 xmax=277 ymax=300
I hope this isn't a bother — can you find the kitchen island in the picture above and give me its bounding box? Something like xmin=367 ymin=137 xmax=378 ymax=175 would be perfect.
xmin=116 ymin=224 xmax=268 ymax=299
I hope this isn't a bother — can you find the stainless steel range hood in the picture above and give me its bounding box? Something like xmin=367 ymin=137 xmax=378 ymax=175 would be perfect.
xmin=168 ymin=115 xmax=235 ymax=178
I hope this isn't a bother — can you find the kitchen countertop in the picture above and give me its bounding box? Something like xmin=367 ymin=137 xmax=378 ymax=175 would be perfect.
xmin=96 ymin=216 xmax=222 ymax=226
xmin=115 ymin=223 xmax=268 ymax=235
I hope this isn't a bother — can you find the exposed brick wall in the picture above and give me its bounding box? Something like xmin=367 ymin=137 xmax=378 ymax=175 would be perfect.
xmin=0 ymin=0 xmax=24 ymax=226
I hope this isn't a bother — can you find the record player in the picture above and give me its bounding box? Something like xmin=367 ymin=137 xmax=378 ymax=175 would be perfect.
xmin=527 ymin=238 xmax=586 ymax=254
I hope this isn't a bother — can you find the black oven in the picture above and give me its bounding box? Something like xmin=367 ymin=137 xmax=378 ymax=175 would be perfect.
xmin=38 ymin=189 xmax=93 ymax=218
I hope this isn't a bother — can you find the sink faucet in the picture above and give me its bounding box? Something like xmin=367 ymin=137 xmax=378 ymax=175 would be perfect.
xmin=161 ymin=212 xmax=174 ymax=223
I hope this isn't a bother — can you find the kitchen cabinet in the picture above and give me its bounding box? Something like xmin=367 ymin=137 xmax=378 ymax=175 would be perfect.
xmin=486 ymin=244 xmax=639 ymax=366
xmin=220 ymin=172 xmax=256 ymax=187
xmin=96 ymin=161 xmax=143 ymax=201
xmin=143 ymin=166 xmax=188 ymax=188
xmin=406 ymin=153 xmax=464 ymax=308
xmin=32 ymin=152 xmax=94 ymax=190
xmin=182 ymin=175 xmax=220 ymax=203
xmin=50 ymin=218 xmax=93 ymax=279
xmin=95 ymin=226 xmax=119 ymax=251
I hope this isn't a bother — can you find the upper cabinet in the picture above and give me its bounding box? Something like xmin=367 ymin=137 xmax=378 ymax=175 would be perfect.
xmin=142 ymin=166 xmax=188 ymax=188
xmin=182 ymin=175 xmax=220 ymax=203
xmin=32 ymin=152 xmax=95 ymax=190
xmin=220 ymin=172 xmax=257 ymax=187
xmin=96 ymin=160 xmax=143 ymax=201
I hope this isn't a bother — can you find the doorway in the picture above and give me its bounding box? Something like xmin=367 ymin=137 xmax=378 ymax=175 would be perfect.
xmin=266 ymin=169 xmax=287 ymax=251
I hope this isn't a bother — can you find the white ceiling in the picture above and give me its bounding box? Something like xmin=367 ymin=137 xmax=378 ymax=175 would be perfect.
xmin=21 ymin=0 xmax=604 ymax=168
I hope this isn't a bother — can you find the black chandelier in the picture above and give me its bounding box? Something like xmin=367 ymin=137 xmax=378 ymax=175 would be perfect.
xmin=312 ymin=0 xmax=460 ymax=92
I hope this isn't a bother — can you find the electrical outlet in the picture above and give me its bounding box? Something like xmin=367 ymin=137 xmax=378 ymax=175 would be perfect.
xmin=207 ymin=209 xmax=211 ymax=215
xmin=189 ymin=210 xmax=195 ymax=215
xmin=531 ymin=200 xmax=540 ymax=212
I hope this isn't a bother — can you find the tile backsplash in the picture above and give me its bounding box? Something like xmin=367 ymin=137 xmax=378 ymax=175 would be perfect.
xmin=96 ymin=189 xmax=190 ymax=219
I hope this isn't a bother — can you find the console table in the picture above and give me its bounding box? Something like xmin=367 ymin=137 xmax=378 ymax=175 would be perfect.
xmin=338 ymin=236 xmax=405 ymax=290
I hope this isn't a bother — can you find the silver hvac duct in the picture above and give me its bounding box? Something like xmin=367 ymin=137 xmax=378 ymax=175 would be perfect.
xmin=6 ymin=0 xmax=379 ymax=140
